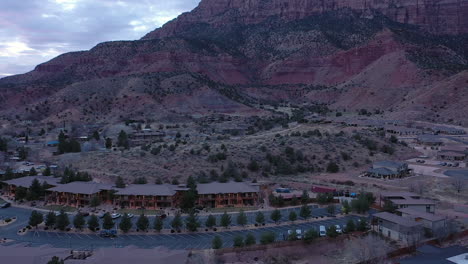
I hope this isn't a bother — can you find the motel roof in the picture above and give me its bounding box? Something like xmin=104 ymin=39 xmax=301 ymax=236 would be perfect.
xmin=48 ymin=182 xmax=114 ymax=195
xmin=197 ymin=181 xmax=259 ymax=195
xmin=380 ymin=191 xmax=421 ymax=199
xmin=390 ymin=198 xmax=436 ymax=206
xmin=368 ymin=167 xmax=397 ymax=176
xmin=374 ymin=160 xmax=406 ymax=169
xmin=2 ymin=176 xmax=60 ymax=188
xmin=373 ymin=212 xmax=422 ymax=227
xmin=397 ymin=208 xmax=446 ymax=222
xmin=114 ymin=184 xmax=178 ymax=196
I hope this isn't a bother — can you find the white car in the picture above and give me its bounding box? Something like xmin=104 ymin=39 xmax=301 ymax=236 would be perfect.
xmin=335 ymin=225 xmax=342 ymax=233
xmin=319 ymin=225 xmax=326 ymax=237
xmin=127 ymin=213 xmax=134 ymax=218
xmin=111 ymin=213 xmax=121 ymax=219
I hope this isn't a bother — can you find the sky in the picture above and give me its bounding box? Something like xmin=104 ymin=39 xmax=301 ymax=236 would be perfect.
xmin=0 ymin=0 xmax=201 ymax=78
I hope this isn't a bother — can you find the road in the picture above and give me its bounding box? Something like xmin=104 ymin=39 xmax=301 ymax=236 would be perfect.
xmin=0 ymin=206 xmax=363 ymax=250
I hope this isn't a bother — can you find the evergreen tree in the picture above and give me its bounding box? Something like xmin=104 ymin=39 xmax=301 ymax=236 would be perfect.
xmin=205 ymin=215 xmax=217 ymax=228
xmin=304 ymin=229 xmax=318 ymax=243
xmin=270 ymin=209 xmax=282 ymax=224
xmin=237 ymin=210 xmax=247 ymax=226
xmin=47 ymin=256 xmax=65 ymax=264
xmin=73 ymin=214 xmax=85 ymax=230
xmin=212 ymin=236 xmax=222 ymax=249
xmin=105 ymin=138 xmax=113 ymax=149
xmin=245 ymin=233 xmax=256 ymax=246
xmin=345 ymin=219 xmax=356 ymax=233
xmin=90 ymin=196 xmax=101 ymax=209
xmin=87 ymin=215 xmax=99 ymax=231
xmin=180 ymin=176 xmax=198 ymax=211
xmin=29 ymin=210 xmax=43 ymax=227
xmin=92 ymin=131 xmax=100 ymax=141
xmin=342 ymin=200 xmax=351 ymax=214
xmin=28 ymin=179 xmax=42 ymax=200
xmin=153 ymin=217 xmax=164 ymax=232
xmin=220 ymin=211 xmax=231 ymax=228
xmin=119 ymin=213 xmax=133 ymax=233
xmin=301 ymin=190 xmax=309 ymax=204
xmin=255 ymin=211 xmax=265 ymax=225
xmin=45 ymin=211 xmax=56 ymax=227
xmin=115 ymin=176 xmax=125 ymax=188
xmin=326 ymin=225 xmax=338 ymax=238
xmin=185 ymin=210 xmax=200 ymax=232
xmin=289 ymin=211 xmax=297 ymax=222
xmin=326 ymin=204 xmax=336 ymax=216
xmin=43 ymin=166 xmax=51 ymax=176
xmin=260 ymin=231 xmax=276 ymax=244
xmin=383 ymin=200 xmax=397 ymax=213
xmin=15 ymin=187 xmax=27 ymax=200
xmin=136 ymin=214 xmax=149 ymax=231
xmin=29 ymin=167 xmax=38 ymax=176
xmin=102 ymin=213 xmax=114 ymax=230
xmin=357 ymin=218 xmax=368 ymax=231
xmin=233 ymin=235 xmax=244 ymax=247
xmin=171 ymin=213 xmax=182 ymax=230
xmin=299 ymin=205 xmax=311 ymax=219
xmin=117 ymin=130 xmax=129 ymax=149
xmin=55 ymin=211 xmax=70 ymax=231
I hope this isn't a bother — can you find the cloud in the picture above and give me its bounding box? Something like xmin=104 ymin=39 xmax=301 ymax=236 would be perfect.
xmin=0 ymin=0 xmax=201 ymax=77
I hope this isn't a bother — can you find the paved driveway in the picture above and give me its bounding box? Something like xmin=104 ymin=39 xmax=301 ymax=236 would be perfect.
xmin=0 ymin=206 xmax=360 ymax=250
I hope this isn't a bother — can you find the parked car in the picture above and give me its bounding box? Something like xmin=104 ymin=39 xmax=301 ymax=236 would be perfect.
xmin=54 ymin=211 xmax=61 ymax=216
xmin=0 ymin=202 xmax=11 ymax=208
xmin=157 ymin=214 xmax=167 ymax=219
xmin=335 ymin=225 xmax=342 ymax=233
xmin=99 ymin=229 xmax=117 ymax=238
xmin=111 ymin=213 xmax=121 ymax=219
xmin=127 ymin=213 xmax=134 ymax=218
xmin=319 ymin=225 xmax=326 ymax=237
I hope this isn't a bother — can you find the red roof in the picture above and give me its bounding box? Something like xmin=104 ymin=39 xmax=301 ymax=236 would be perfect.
xmin=311 ymin=186 xmax=336 ymax=193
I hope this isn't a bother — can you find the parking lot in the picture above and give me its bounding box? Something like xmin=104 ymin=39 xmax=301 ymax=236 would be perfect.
xmin=0 ymin=206 xmax=361 ymax=250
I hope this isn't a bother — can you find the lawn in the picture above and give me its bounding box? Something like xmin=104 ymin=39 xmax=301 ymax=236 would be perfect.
xmin=116 ymin=208 xmax=164 ymax=216
xmin=204 ymin=206 xmax=258 ymax=214
xmin=40 ymin=205 xmax=77 ymax=212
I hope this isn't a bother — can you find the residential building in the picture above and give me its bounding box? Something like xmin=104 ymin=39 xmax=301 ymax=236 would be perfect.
xmin=380 ymin=191 xmax=436 ymax=213
xmin=437 ymin=145 xmax=467 ymax=161
xmin=372 ymin=211 xmax=424 ymax=245
xmin=196 ymin=182 xmax=259 ymax=208
xmin=113 ymin=184 xmax=186 ymax=209
xmin=416 ymin=135 xmax=443 ymax=146
xmin=385 ymin=126 xmax=422 ymax=136
xmin=366 ymin=161 xmax=410 ymax=179
xmin=129 ymin=131 xmax=165 ymax=146
xmin=47 ymin=182 xmax=114 ymax=207
xmin=1 ymin=176 xmax=60 ymax=197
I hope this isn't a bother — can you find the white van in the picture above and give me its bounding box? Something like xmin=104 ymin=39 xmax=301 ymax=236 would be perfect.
xmin=319 ymin=225 xmax=326 ymax=237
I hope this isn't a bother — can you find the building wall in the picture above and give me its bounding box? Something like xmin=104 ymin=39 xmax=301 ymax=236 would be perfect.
xmin=396 ymin=204 xmax=435 ymax=214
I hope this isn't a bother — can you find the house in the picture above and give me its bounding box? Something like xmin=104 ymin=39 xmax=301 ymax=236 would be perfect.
xmin=437 ymin=145 xmax=467 ymax=161
xmin=47 ymin=182 xmax=115 ymax=207
xmin=416 ymin=135 xmax=443 ymax=146
xmin=196 ymin=181 xmax=259 ymax=208
xmin=129 ymin=131 xmax=165 ymax=146
xmin=366 ymin=161 xmax=410 ymax=179
xmin=396 ymin=208 xmax=446 ymax=233
xmin=385 ymin=126 xmax=422 ymax=136
xmin=372 ymin=211 xmax=424 ymax=245
xmin=1 ymin=176 xmax=60 ymax=197
xmin=432 ymin=126 xmax=466 ymax=135
xmin=380 ymin=191 xmax=436 ymax=213
xmin=399 ymin=245 xmax=468 ymax=264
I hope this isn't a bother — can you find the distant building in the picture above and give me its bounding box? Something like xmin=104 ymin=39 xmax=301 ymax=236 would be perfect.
xmin=47 ymin=182 xmax=115 ymax=207
xmin=1 ymin=176 xmax=60 ymax=197
xmin=380 ymin=191 xmax=436 ymax=213
xmin=366 ymin=161 xmax=410 ymax=179
xmin=385 ymin=126 xmax=422 ymax=136
xmin=416 ymin=135 xmax=443 ymax=146
xmin=437 ymin=145 xmax=468 ymax=161
xmin=311 ymin=185 xmax=336 ymax=194
xmin=129 ymin=131 xmax=165 ymax=146
xmin=396 ymin=208 xmax=447 ymax=233
xmin=197 ymin=182 xmax=259 ymax=208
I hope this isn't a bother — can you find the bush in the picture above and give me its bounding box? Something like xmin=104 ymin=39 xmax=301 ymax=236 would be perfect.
xmin=212 ymin=236 xmax=222 ymax=249
xmin=245 ymin=233 xmax=256 ymax=246
xmin=326 ymin=162 xmax=339 ymax=173
xmin=233 ymin=235 xmax=244 ymax=247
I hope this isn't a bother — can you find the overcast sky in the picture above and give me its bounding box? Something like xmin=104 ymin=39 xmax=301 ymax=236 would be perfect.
xmin=0 ymin=0 xmax=200 ymax=78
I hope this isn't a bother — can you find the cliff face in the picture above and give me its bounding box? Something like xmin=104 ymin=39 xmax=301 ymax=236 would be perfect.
xmin=0 ymin=0 xmax=467 ymax=124
xmin=144 ymin=0 xmax=468 ymax=39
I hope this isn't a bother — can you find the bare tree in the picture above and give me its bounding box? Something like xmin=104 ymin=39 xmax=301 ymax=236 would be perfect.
xmin=409 ymin=181 xmax=425 ymax=195
xmin=451 ymin=178 xmax=466 ymax=201
xmin=338 ymin=234 xmax=391 ymax=264
xmin=434 ymin=219 xmax=459 ymax=242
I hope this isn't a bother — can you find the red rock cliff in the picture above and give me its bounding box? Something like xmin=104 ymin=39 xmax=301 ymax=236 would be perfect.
xmin=144 ymin=0 xmax=468 ymax=39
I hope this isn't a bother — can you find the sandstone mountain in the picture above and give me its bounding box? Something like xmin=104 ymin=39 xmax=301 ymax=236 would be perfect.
xmin=0 ymin=0 xmax=467 ymax=124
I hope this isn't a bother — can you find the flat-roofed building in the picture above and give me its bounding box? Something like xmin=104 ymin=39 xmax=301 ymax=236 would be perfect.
xmin=396 ymin=208 xmax=447 ymax=232
xmin=372 ymin=211 xmax=424 ymax=245
xmin=196 ymin=181 xmax=259 ymax=208
xmin=380 ymin=191 xmax=436 ymax=213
